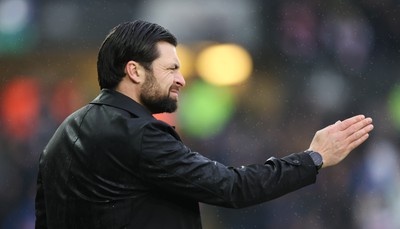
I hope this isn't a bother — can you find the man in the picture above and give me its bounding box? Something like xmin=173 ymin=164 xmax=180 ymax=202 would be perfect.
xmin=35 ymin=20 xmax=374 ymax=228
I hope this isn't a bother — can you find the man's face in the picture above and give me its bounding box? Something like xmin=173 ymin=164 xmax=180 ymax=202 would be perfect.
xmin=140 ymin=41 xmax=185 ymax=114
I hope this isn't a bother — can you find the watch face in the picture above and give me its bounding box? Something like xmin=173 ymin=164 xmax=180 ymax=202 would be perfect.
xmin=310 ymin=151 xmax=323 ymax=167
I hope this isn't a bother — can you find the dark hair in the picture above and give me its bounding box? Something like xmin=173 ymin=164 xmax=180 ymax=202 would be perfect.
xmin=97 ymin=20 xmax=177 ymax=89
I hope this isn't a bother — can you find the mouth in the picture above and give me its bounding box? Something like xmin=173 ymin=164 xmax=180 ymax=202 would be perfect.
xmin=170 ymin=89 xmax=180 ymax=99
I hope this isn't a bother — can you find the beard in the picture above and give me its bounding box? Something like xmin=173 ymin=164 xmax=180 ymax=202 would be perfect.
xmin=140 ymin=70 xmax=178 ymax=114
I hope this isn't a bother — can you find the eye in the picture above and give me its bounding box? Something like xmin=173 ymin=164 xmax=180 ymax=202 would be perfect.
xmin=169 ymin=64 xmax=179 ymax=71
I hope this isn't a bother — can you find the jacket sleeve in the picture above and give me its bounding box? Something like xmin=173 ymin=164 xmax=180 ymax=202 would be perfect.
xmin=138 ymin=120 xmax=317 ymax=209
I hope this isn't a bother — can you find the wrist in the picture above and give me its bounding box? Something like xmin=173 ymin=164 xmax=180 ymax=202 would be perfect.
xmin=305 ymin=150 xmax=323 ymax=172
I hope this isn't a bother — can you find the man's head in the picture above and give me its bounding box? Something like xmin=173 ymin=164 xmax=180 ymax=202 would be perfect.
xmin=97 ymin=20 xmax=177 ymax=89
xmin=97 ymin=20 xmax=185 ymax=114
xmin=139 ymin=41 xmax=184 ymax=113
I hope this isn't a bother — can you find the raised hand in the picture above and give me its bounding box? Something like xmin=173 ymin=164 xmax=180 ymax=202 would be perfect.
xmin=308 ymin=115 xmax=374 ymax=168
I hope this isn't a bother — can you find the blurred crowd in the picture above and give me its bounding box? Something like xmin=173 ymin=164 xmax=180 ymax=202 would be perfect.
xmin=1 ymin=0 xmax=400 ymax=228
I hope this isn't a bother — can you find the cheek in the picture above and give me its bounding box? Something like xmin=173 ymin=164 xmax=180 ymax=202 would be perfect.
xmin=154 ymin=72 xmax=174 ymax=92
xmin=160 ymin=77 xmax=174 ymax=90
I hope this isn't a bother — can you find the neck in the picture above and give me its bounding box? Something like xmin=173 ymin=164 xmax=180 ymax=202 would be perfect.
xmin=115 ymin=77 xmax=142 ymax=106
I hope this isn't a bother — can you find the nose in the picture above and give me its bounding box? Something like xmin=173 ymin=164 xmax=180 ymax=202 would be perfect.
xmin=175 ymin=72 xmax=186 ymax=88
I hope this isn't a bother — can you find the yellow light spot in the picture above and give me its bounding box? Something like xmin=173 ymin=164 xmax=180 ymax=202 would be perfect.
xmin=176 ymin=44 xmax=195 ymax=79
xmin=196 ymin=44 xmax=253 ymax=86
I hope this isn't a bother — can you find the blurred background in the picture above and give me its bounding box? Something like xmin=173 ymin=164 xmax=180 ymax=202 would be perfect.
xmin=1 ymin=0 xmax=400 ymax=228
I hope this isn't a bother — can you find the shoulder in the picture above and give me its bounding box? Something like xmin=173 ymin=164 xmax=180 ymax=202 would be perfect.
xmin=141 ymin=118 xmax=181 ymax=140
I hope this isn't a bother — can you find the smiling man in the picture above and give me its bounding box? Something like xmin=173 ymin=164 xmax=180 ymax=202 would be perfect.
xmin=35 ymin=20 xmax=374 ymax=229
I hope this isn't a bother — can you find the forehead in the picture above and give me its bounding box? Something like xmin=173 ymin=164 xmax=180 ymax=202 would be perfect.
xmin=154 ymin=41 xmax=180 ymax=65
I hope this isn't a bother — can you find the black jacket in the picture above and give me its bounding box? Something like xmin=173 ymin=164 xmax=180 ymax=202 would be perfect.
xmin=35 ymin=89 xmax=317 ymax=229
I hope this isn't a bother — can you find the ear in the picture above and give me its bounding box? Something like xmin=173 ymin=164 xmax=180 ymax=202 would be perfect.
xmin=125 ymin=61 xmax=145 ymax=84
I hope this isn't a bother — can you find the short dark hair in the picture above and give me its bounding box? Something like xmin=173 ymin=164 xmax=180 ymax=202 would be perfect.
xmin=97 ymin=20 xmax=177 ymax=89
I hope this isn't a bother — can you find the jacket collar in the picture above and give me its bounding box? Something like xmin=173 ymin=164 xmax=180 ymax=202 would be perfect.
xmin=90 ymin=89 xmax=153 ymax=118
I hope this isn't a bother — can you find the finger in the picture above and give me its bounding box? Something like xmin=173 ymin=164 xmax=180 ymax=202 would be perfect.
xmin=347 ymin=123 xmax=374 ymax=144
xmin=343 ymin=117 xmax=373 ymax=138
xmin=336 ymin=115 xmax=366 ymax=131
xmin=348 ymin=132 xmax=370 ymax=151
